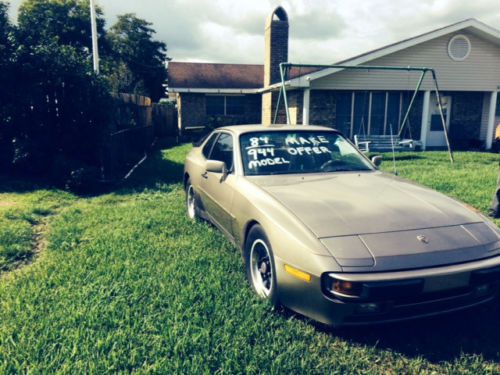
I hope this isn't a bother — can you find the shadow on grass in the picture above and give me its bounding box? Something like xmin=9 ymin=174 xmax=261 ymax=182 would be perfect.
xmin=0 ymin=175 xmax=55 ymax=195
xmin=325 ymin=299 xmax=500 ymax=364
xmin=117 ymin=148 xmax=185 ymax=193
xmin=0 ymin=141 xmax=186 ymax=196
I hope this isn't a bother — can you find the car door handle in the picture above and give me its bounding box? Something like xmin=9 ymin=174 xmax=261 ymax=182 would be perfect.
xmin=201 ymin=172 xmax=208 ymax=179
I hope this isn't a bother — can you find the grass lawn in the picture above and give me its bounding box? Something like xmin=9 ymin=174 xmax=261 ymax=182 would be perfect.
xmin=0 ymin=183 xmax=75 ymax=272
xmin=0 ymin=146 xmax=499 ymax=373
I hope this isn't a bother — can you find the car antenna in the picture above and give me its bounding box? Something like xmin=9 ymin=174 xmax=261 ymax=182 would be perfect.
xmin=388 ymin=122 xmax=398 ymax=175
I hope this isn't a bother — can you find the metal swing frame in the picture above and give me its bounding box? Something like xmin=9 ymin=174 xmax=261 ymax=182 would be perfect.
xmin=273 ymin=62 xmax=454 ymax=163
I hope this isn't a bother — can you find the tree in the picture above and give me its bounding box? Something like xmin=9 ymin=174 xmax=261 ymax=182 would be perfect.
xmin=107 ymin=14 xmax=168 ymax=101
xmin=0 ymin=1 xmax=15 ymax=171
xmin=4 ymin=0 xmax=112 ymax=189
xmin=0 ymin=1 xmax=170 ymax=190
xmin=16 ymin=0 xmax=108 ymax=57
xmin=0 ymin=1 xmax=12 ymax=98
xmin=0 ymin=2 xmax=9 ymax=49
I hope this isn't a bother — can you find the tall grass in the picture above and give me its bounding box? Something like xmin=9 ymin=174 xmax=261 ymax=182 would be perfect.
xmin=0 ymin=148 xmax=498 ymax=373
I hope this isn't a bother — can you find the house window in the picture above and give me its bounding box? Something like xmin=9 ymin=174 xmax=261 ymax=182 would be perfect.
xmin=496 ymin=95 xmax=500 ymax=117
xmin=370 ymin=92 xmax=386 ymax=135
xmin=400 ymin=91 xmax=423 ymax=138
xmin=226 ymin=96 xmax=245 ymax=115
xmin=386 ymin=92 xmax=401 ymax=134
xmin=206 ymin=96 xmax=225 ymax=115
xmin=349 ymin=91 xmax=422 ymax=138
xmin=333 ymin=92 xmax=352 ymax=137
xmin=353 ymin=91 xmax=370 ymax=136
xmin=448 ymin=34 xmax=471 ymax=62
xmin=206 ymin=95 xmax=245 ymax=116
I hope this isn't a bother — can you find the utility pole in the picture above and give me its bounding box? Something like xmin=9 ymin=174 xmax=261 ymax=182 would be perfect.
xmin=90 ymin=0 xmax=100 ymax=74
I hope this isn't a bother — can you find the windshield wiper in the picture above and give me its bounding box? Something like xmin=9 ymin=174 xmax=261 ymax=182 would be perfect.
xmin=321 ymin=167 xmax=369 ymax=172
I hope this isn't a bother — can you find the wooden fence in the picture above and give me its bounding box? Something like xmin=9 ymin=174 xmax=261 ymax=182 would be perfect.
xmin=102 ymin=94 xmax=177 ymax=180
xmin=153 ymin=104 xmax=177 ymax=137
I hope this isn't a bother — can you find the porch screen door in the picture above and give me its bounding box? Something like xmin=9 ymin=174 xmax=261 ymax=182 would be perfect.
xmin=427 ymin=94 xmax=451 ymax=147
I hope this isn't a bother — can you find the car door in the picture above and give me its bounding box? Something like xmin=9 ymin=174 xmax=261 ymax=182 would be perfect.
xmin=189 ymin=132 xmax=219 ymax=190
xmin=199 ymin=132 xmax=236 ymax=235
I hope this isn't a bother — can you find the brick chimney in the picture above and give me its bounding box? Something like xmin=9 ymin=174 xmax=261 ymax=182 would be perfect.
xmin=264 ymin=6 xmax=289 ymax=86
xmin=262 ymin=6 xmax=289 ymax=124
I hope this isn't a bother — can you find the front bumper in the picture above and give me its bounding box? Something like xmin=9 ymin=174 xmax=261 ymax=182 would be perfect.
xmin=327 ymin=280 xmax=497 ymax=326
xmin=276 ymin=255 xmax=500 ymax=327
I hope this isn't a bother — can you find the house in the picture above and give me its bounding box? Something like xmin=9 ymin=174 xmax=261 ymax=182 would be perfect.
xmin=167 ymin=62 xmax=263 ymax=132
xmin=167 ymin=6 xmax=500 ymax=150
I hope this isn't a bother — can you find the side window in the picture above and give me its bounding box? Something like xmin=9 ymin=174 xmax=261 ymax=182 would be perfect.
xmin=202 ymin=133 xmax=218 ymax=159
xmin=206 ymin=96 xmax=225 ymax=115
xmin=209 ymin=133 xmax=234 ymax=170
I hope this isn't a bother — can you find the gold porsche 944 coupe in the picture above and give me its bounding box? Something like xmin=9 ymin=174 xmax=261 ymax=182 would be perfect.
xmin=183 ymin=125 xmax=500 ymax=327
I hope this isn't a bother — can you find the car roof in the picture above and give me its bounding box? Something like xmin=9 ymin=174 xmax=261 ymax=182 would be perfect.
xmin=216 ymin=124 xmax=339 ymax=135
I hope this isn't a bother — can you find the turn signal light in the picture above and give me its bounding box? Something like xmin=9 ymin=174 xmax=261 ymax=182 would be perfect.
xmin=284 ymin=264 xmax=312 ymax=283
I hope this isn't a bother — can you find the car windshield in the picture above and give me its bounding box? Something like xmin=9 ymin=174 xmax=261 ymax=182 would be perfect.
xmin=240 ymin=131 xmax=373 ymax=176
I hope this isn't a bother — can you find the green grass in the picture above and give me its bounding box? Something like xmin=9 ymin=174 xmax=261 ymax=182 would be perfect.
xmin=379 ymin=152 xmax=500 ymax=222
xmin=0 ymin=189 xmax=75 ymax=272
xmin=0 ymin=147 xmax=499 ymax=373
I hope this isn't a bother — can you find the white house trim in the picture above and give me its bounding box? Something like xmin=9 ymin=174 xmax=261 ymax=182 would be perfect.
xmin=420 ymin=91 xmax=431 ymax=150
xmin=367 ymin=92 xmax=373 ymax=134
xmin=303 ymin=88 xmax=310 ymax=125
xmin=447 ymin=34 xmax=472 ymax=61
xmin=349 ymin=92 xmax=355 ymax=138
xmin=383 ymin=92 xmax=389 ymax=135
xmin=486 ymin=91 xmax=498 ymax=149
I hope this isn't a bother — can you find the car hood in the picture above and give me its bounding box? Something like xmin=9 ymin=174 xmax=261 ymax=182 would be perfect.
xmin=250 ymin=172 xmax=500 ymax=271
xmin=251 ymin=172 xmax=482 ymax=238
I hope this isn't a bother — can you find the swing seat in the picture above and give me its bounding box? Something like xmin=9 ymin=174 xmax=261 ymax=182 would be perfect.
xmin=354 ymin=135 xmax=421 ymax=153
xmin=399 ymin=138 xmax=422 ymax=150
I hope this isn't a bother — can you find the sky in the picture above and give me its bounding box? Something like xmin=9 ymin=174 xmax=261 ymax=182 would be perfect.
xmin=6 ymin=0 xmax=500 ymax=65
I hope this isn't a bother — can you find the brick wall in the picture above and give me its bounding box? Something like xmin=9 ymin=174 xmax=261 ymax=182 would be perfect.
xmin=178 ymin=93 xmax=261 ymax=130
xmin=264 ymin=9 xmax=289 ymax=86
xmin=264 ymin=22 xmax=289 ymax=86
xmin=262 ymin=90 xmax=302 ymax=125
xmin=178 ymin=93 xmax=206 ymax=132
xmin=288 ymin=91 xmax=303 ymax=125
xmin=310 ymin=91 xmax=337 ymax=127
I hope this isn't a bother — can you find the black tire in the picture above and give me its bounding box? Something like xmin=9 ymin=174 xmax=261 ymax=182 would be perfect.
xmin=185 ymin=178 xmax=198 ymax=221
xmin=244 ymin=224 xmax=279 ymax=306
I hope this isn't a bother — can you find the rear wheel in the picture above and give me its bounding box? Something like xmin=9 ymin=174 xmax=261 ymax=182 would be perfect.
xmin=185 ymin=179 xmax=197 ymax=220
xmin=244 ymin=224 xmax=279 ymax=306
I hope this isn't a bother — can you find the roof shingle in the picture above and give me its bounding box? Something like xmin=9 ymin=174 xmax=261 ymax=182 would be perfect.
xmin=168 ymin=62 xmax=263 ymax=89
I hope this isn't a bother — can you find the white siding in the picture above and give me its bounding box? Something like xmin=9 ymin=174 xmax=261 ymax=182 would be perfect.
xmin=311 ymin=31 xmax=500 ymax=92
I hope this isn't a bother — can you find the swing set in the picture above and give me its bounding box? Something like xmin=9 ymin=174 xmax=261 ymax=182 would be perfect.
xmin=272 ymin=62 xmax=454 ymax=163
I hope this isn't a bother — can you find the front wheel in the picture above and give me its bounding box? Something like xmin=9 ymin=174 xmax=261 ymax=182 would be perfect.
xmin=185 ymin=179 xmax=197 ymax=220
xmin=244 ymin=224 xmax=279 ymax=306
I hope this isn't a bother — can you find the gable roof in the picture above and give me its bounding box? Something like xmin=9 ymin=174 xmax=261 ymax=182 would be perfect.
xmin=286 ymin=18 xmax=500 ymax=88
xmin=167 ymin=62 xmax=264 ymax=92
xmin=168 ymin=19 xmax=500 ymax=93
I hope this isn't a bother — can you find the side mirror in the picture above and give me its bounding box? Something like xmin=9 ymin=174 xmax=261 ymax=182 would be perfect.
xmin=371 ymin=155 xmax=383 ymax=167
xmin=206 ymin=160 xmax=226 ymax=174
